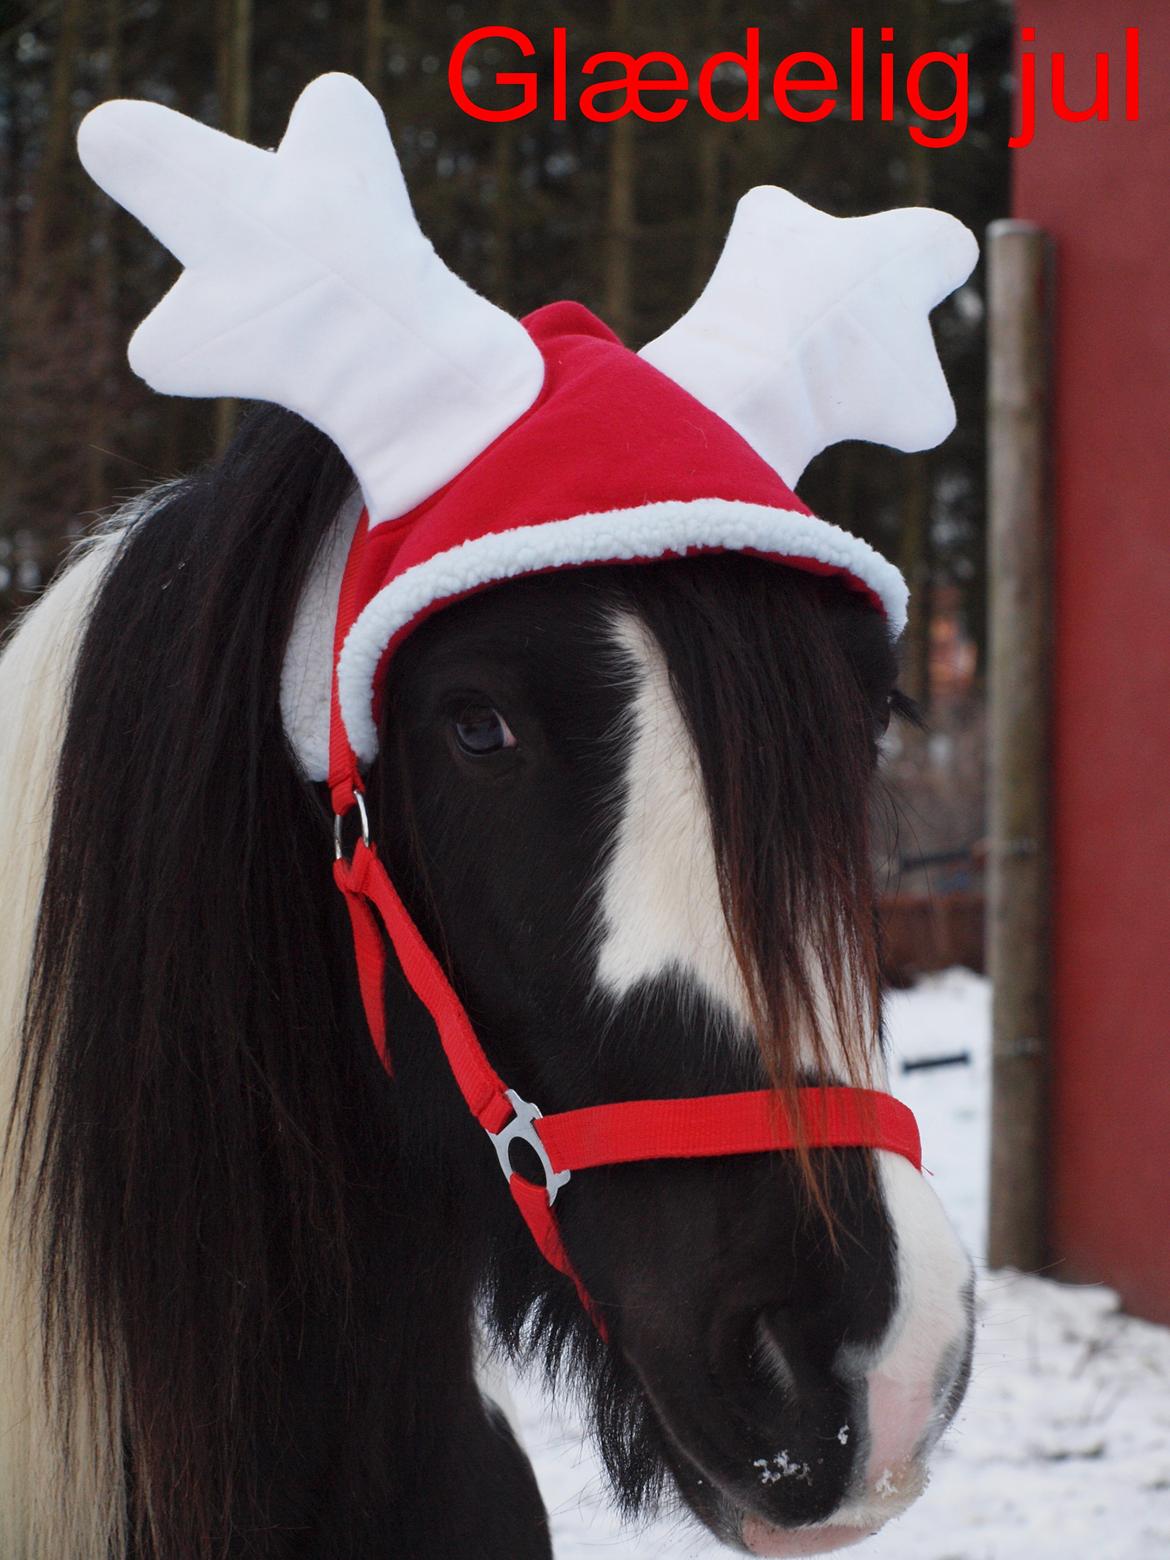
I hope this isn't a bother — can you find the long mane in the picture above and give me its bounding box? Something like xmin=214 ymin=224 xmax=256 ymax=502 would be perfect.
xmin=2 ymin=408 xmax=361 ymax=1560
xmin=0 ymin=526 xmax=126 ymax=1559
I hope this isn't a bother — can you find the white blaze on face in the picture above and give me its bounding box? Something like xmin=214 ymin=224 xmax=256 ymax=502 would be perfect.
xmin=743 ymin=1164 xmax=975 ymax=1554
xmin=593 ymin=611 xmax=976 ymax=1549
xmin=866 ymin=1154 xmax=974 ymax=1457
xmin=833 ymin=1153 xmax=975 ymax=1532
xmin=594 ymin=615 xmax=753 ymax=1029
xmin=591 ymin=613 xmax=878 ymax=1088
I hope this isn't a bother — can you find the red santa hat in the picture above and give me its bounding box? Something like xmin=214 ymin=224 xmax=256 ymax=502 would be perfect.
xmin=76 ymin=73 xmax=977 ymax=781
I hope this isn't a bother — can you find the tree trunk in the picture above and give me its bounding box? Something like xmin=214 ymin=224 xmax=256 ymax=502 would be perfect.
xmin=8 ymin=0 xmax=87 ymax=570
xmin=689 ymin=0 xmax=724 ymax=300
xmin=0 ymin=39 xmax=19 ymax=299
xmin=602 ymin=0 xmax=636 ymax=340
xmin=899 ymin=0 xmax=935 ymax=711
xmin=489 ymin=0 xmax=518 ymax=311
xmin=214 ymin=0 xmax=252 ymax=454
xmin=0 ymin=38 xmax=21 ymax=550
xmin=364 ymin=0 xmax=384 ymax=94
xmin=492 ymin=118 xmax=517 ymax=313
xmin=899 ymin=453 xmax=933 ymax=707
xmin=20 ymin=0 xmax=86 ymax=282
xmin=86 ymin=0 xmax=124 ymax=511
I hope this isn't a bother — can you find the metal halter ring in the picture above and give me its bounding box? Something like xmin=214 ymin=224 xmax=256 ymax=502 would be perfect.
xmin=488 ymin=1090 xmax=572 ymax=1205
xmin=333 ymin=788 xmax=371 ymax=861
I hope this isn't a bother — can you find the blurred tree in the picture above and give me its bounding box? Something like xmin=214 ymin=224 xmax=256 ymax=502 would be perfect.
xmin=213 ymin=0 xmax=252 ymax=452
xmin=602 ymin=0 xmax=636 ymax=339
xmin=18 ymin=0 xmax=85 ymax=274
xmin=0 ymin=0 xmax=1012 ymax=662
xmin=364 ymin=0 xmax=384 ymax=94
xmin=84 ymin=0 xmax=122 ymax=512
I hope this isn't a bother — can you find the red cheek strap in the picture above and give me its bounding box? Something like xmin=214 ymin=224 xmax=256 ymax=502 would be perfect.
xmin=334 ymin=835 xmax=514 ymax=1135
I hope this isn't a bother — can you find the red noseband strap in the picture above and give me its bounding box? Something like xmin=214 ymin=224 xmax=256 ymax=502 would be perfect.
xmin=327 ymin=511 xmax=922 ymax=1334
xmin=534 ymin=1089 xmax=921 ymax=1174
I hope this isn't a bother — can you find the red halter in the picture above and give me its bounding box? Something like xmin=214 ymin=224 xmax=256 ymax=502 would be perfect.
xmin=327 ymin=514 xmax=922 ymax=1333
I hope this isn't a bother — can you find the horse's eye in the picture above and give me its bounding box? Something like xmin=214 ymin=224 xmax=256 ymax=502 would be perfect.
xmin=452 ymin=705 xmax=517 ymax=756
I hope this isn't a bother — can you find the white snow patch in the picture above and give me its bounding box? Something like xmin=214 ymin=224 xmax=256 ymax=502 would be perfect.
xmin=502 ymin=969 xmax=1170 ymax=1558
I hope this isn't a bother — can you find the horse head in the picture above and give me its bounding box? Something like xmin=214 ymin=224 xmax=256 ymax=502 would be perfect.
xmin=374 ymin=553 xmax=974 ymax=1553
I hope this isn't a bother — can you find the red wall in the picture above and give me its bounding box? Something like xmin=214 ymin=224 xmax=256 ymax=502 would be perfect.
xmin=1013 ymin=3 xmax=1170 ymax=1324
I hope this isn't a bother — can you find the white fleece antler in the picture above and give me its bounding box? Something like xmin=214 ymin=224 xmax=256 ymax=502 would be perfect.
xmin=76 ymin=73 xmax=545 ymax=523
xmin=640 ymin=186 xmax=978 ymax=489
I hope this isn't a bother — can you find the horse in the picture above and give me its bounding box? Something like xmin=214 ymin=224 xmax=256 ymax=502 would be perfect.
xmin=0 ymin=402 xmax=974 ymax=1559
xmin=1 ymin=68 xmax=980 ymax=1560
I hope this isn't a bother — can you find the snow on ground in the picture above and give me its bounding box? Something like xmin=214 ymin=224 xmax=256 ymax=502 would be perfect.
xmin=504 ymin=969 xmax=1170 ymax=1558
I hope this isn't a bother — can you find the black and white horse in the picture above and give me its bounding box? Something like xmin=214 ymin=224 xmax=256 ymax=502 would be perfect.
xmin=0 ymin=407 xmax=973 ymax=1558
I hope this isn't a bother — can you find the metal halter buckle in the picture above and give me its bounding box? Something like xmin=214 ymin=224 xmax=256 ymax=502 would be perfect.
xmin=488 ymin=1090 xmax=572 ymax=1205
xmin=333 ymin=788 xmax=371 ymax=861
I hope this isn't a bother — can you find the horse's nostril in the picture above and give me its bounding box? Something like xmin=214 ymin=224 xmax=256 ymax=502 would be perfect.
xmin=752 ymin=1310 xmax=801 ymax=1400
xmin=719 ymin=1306 xmax=863 ymax=1528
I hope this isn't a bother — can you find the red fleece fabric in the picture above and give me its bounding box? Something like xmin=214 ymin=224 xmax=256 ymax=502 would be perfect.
xmin=359 ymin=299 xmax=810 ymax=571
xmin=336 ymin=302 xmax=829 ymax=698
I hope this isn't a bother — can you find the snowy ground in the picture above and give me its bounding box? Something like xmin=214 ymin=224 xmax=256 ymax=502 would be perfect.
xmin=503 ymin=970 xmax=1170 ymax=1559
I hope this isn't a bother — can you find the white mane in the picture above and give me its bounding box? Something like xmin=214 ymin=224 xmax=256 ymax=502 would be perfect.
xmin=0 ymin=525 xmax=128 ymax=1559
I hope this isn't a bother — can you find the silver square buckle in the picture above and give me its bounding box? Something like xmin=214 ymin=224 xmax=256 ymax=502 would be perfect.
xmin=487 ymin=1090 xmax=572 ymax=1205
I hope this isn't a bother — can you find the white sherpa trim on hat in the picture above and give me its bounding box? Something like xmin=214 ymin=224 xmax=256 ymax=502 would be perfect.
xmin=336 ymin=498 xmax=909 ymax=767
xmin=281 ymin=488 xmax=363 ymax=779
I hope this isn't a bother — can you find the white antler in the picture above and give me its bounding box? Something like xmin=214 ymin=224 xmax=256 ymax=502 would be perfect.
xmin=77 ymin=73 xmax=545 ymax=523
xmin=640 ymin=186 xmax=978 ymax=489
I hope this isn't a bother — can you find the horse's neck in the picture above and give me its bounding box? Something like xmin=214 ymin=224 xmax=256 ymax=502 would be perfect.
xmin=256 ymin=1143 xmax=550 ymax=1558
xmin=308 ymin=957 xmax=553 ymax=1556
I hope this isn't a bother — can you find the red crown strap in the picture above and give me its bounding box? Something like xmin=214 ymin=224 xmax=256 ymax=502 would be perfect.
xmin=326 ymin=510 xmax=512 ymax=1131
xmin=337 ymin=839 xmax=514 ymax=1133
xmin=334 ymin=855 xmax=391 ymax=1070
xmin=328 ymin=504 xmax=372 ymax=817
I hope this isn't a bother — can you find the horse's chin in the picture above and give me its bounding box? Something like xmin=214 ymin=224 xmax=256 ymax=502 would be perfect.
xmin=663 ymin=1433 xmax=925 ymax=1558
xmin=739 ymin=1517 xmax=880 ymax=1556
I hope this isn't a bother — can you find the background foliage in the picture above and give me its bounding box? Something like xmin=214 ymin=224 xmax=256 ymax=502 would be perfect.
xmin=0 ymin=0 xmax=1011 ymax=701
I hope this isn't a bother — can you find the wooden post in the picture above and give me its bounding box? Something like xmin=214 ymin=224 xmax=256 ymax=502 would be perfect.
xmin=986 ymin=221 xmax=1053 ymax=1272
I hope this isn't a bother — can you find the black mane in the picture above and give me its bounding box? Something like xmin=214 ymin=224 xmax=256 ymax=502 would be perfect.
xmin=14 ymin=406 xmax=532 ymax=1557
